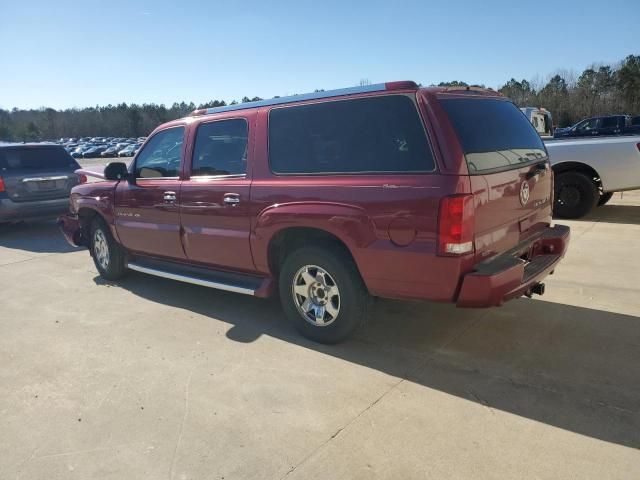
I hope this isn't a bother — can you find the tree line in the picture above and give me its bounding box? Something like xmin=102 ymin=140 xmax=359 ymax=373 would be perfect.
xmin=1 ymin=55 xmax=638 ymax=142
xmin=0 ymin=97 xmax=263 ymax=142
xmin=441 ymin=54 xmax=639 ymax=128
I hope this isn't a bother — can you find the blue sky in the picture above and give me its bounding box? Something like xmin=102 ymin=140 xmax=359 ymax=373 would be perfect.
xmin=1 ymin=0 xmax=638 ymax=109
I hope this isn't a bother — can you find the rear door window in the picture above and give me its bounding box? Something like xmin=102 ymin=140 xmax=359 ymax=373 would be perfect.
xmin=600 ymin=117 xmax=619 ymax=129
xmin=269 ymin=95 xmax=435 ymax=174
xmin=191 ymin=119 xmax=248 ymax=176
xmin=0 ymin=146 xmax=78 ymax=171
xmin=439 ymin=98 xmax=547 ymax=174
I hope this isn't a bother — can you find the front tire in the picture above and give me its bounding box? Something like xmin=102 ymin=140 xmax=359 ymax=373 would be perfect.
xmin=90 ymin=218 xmax=127 ymax=280
xmin=554 ymin=171 xmax=599 ymax=219
xmin=279 ymin=246 xmax=369 ymax=344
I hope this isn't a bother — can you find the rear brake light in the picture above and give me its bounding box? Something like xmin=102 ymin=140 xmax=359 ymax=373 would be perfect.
xmin=78 ymin=174 xmax=88 ymax=184
xmin=0 ymin=176 xmax=4 ymax=192
xmin=438 ymin=194 xmax=475 ymax=256
xmin=385 ymin=80 xmax=419 ymax=90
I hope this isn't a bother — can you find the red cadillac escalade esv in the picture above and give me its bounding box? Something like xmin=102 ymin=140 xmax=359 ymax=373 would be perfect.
xmin=60 ymin=81 xmax=570 ymax=343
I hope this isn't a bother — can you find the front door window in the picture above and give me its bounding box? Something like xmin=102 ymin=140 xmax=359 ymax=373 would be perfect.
xmin=134 ymin=127 xmax=185 ymax=178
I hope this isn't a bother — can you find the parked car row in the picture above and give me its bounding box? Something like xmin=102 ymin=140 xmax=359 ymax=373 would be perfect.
xmin=56 ymin=136 xmax=146 ymax=158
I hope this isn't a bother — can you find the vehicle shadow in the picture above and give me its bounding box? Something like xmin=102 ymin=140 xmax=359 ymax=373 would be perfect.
xmin=95 ymin=273 xmax=640 ymax=450
xmin=0 ymin=220 xmax=77 ymax=254
xmin=566 ymin=204 xmax=640 ymax=225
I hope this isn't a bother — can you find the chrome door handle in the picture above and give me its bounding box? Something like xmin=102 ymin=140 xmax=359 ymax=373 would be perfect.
xmin=223 ymin=193 xmax=240 ymax=206
xmin=163 ymin=191 xmax=177 ymax=203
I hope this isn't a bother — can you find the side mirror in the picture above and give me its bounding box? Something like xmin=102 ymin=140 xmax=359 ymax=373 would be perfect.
xmin=104 ymin=162 xmax=130 ymax=181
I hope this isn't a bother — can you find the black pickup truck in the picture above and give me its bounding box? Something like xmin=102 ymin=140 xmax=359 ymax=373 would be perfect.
xmin=554 ymin=115 xmax=640 ymax=139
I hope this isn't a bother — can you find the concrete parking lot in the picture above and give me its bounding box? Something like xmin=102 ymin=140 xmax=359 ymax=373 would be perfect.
xmin=1 ymin=193 xmax=639 ymax=480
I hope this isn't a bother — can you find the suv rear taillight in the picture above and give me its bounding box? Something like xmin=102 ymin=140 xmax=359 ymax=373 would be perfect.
xmin=77 ymin=174 xmax=88 ymax=184
xmin=437 ymin=194 xmax=475 ymax=256
xmin=0 ymin=176 xmax=5 ymax=193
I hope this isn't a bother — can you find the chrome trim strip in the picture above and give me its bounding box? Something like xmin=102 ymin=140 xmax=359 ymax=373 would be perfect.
xmin=204 ymin=83 xmax=386 ymax=115
xmin=22 ymin=175 xmax=69 ymax=182
xmin=127 ymin=262 xmax=256 ymax=296
xmin=136 ymin=177 xmax=180 ymax=180
xmin=189 ymin=174 xmax=247 ymax=180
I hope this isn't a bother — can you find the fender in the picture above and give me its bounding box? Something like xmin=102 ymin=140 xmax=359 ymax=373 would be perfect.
xmin=251 ymin=201 xmax=378 ymax=273
xmin=72 ymin=181 xmax=119 ymax=241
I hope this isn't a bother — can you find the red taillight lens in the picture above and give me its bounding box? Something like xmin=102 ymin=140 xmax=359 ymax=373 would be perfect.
xmin=78 ymin=174 xmax=88 ymax=184
xmin=0 ymin=176 xmax=5 ymax=192
xmin=437 ymin=194 xmax=475 ymax=256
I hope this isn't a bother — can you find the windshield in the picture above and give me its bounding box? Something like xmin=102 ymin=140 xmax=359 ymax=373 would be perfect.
xmin=440 ymin=97 xmax=546 ymax=174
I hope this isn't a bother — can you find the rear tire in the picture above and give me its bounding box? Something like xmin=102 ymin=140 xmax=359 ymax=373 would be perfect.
xmin=554 ymin=171 xmax=599 ymax=219
xmin=90 ymin=217 xmax=127 ymax=280
xmin=597 ymin=191 xmax=614 ymax=207
xmin=278 ymin=245 xmax=368 ymax=344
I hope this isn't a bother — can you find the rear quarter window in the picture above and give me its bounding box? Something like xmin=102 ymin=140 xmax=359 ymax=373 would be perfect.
xmin=269 ymin=95 xmax=435 ymax=174
xmin=0 ymin=146 xmax=79 ymax=171
xmin=440 ymin=98 xmax=547 ymax=174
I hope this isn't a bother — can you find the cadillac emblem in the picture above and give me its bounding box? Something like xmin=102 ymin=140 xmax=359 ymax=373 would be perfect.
xmin=520 ymin=181 xmax=530 ymax=206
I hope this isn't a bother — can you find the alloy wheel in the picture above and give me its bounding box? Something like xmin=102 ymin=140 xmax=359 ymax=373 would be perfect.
xmin=93 ymin=229 xmax=110 ymax=271
xmin=292 ymin=265 xmax=340 ymax=327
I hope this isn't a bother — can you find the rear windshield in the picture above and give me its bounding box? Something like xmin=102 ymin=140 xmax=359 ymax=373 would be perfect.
xmin=0 ymin=146 xmax=79 ymax=171
xmin=440 ymin=98 xmax=547 ymax=174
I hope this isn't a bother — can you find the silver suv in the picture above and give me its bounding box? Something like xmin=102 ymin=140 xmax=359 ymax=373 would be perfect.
xmin=0 ymin=143 xmax=84 ymax=223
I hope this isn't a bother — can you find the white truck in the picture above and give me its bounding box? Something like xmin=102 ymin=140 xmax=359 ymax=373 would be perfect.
xmin=521 ymin=107 xmax=553 ymax=137
xmin=545 ymin=136 xmax=640 ymax=218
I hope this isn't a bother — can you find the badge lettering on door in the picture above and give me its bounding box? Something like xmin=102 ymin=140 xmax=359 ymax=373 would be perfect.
xmin=532 ymin=196 xmax=550 ymax=208
xmin=116 ymin=211 xmax=140 ymax=218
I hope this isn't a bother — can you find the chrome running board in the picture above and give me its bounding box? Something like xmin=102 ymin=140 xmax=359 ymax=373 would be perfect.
xmin=127 ymin=261 xmax=258 ymax=296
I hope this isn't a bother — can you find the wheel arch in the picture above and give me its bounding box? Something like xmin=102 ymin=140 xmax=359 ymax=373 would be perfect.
xmin=552 ymin=161 xmax=602 ymax=190
xmin=77 ymin=207 xmax=119 ymax=246
xmin=267 ymin=226 xmax=359 ymax=279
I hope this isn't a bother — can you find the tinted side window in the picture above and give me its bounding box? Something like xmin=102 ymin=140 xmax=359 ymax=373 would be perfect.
xmin=600 ymin=117 xmax=619 ymax=129
xmin=269 ymin=95 xmax=434 ymax=174
xmin=191 ymin=119 xmax=248 ymax=176
xmin=440 ymin=98 xmax=546 ymax=174
xmin=135 ymin=127 xmax=185 ymax=178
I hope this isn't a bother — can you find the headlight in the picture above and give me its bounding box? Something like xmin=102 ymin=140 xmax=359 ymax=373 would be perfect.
xmin=70 ymin=193 xmax=80 ymax=214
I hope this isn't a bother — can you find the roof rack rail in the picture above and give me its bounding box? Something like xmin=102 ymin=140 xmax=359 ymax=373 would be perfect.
xmin=190 ymin=81 xmax=419 ymax=116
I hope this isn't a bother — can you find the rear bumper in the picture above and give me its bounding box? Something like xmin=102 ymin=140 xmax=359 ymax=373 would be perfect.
xmin=0 ymin=197 xmax=70 ymax=222
xmin=456 ymin=224 xmax=570 ymax=308
xmin=58 ymin=214 xmax=84 ymax=247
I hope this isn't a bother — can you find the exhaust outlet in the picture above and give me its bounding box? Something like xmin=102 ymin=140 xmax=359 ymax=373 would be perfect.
xmin=531 ymin=282 xmax=545 ymax=296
